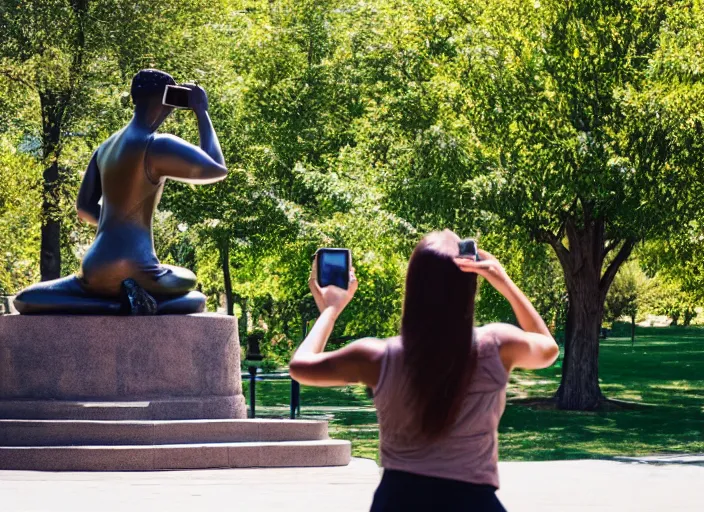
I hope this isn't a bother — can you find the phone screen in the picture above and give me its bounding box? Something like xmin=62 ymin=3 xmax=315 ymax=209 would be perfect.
xmin=458 ymin=239 xmax=478 ymax=260
xmin=317 ymin=249 xmax=350 ymax=289
xmin=163 ymin=86 xmax=190 ymax=108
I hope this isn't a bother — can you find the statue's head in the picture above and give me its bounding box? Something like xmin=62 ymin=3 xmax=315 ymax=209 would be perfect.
xmin=131 ymin=69 xmax=177 ymax=130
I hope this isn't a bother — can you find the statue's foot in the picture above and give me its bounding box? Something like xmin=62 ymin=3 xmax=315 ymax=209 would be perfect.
xmin=156 ymin=291 xmax=207 ymax=315
xmin=120 ymin=279 xmax=157 ymax=315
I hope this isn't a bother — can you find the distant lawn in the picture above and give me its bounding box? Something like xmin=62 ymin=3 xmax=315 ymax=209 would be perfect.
xmin=243 ymin=327 xmax=704 ymax=461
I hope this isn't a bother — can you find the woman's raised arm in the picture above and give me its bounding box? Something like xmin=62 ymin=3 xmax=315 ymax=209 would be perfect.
xmin=288 ymin=262 xmax=385 ymax=387
xmin=455 ymin=249 xmax=559 ymax=371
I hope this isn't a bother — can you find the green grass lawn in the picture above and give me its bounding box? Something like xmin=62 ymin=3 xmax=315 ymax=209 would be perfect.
xmin=243 ymin=326 xmax=703 ymax=461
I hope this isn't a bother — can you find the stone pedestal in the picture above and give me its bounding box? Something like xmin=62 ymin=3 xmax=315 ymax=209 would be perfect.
xmin=0 ymin=313 xmax=351 ymax=471
xmin=0 ymin=314 xmax=246 ymax=420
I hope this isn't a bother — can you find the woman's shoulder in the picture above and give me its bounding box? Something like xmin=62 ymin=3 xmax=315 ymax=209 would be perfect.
xmin=474 ymin=324 xmax=512 ymax=376
xmin=385 ymin=335 xmax=402 ymax=347
xmin=369 ymin=336 xmax=402 ymax=396
xmin=474 ymin=325 xmax=501 ymax=354
xmin=350 ymin=336 xmax=395 ymax=353
xmin=344 ymin=337 xmax=395 ymax=373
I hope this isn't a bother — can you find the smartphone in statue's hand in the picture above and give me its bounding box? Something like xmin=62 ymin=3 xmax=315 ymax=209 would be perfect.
xmin=162 ymin=85 xmax=191 ymax=109
xmin=458 ymin=239 xmax=480 ymax=261
xmin=316 ymin=248 xmax=351 ymax=289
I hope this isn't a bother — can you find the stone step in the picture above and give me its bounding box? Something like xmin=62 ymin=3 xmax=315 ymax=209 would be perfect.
xmin=0 ymin=398 xmax=245 ymax=421
xmin=0 ymin=419 xmax=328 ymax=446
xmin=0 ymin=439 xmax=351 ymax=471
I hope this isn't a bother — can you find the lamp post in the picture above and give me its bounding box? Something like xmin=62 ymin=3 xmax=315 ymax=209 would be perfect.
xmin=292 ymin=296 xmax=318 ymax=419
xmin=245 ymin=330 xmax=264 ymax=418
xmin=290 ymin=319 xmax=306 ymax=419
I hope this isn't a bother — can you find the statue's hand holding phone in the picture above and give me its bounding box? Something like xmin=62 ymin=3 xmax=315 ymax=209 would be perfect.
xmin=162 ymin=83 xmax=208 ymax=112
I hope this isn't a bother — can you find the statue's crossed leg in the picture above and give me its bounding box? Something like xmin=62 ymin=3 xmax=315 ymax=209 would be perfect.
xmin=13 ymin=273 xmax=206 ymax=315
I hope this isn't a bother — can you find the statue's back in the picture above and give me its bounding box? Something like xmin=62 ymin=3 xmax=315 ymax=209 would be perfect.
xmin=79 ymin=127 xmax=165 ymax=295
xmin=96 ymin=127 xmax=163 ymax=234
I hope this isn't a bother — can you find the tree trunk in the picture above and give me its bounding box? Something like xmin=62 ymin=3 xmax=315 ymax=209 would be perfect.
xmin=547 ymin=214 xmax=636 ymax=410
xmin=631 ymin=314 xmax=636 ymax=347
xmin=556 ymin=279 xmax=604 ymax=410
xmin=39 ymin=90 xmax=67 ymax=281
xmin=220 ymin=238 xmax=234 ymax=316
xmin=37 ymin=1 xmax=86 ymax=281
xmin=683 ymin=309 xmax=694 ymax=326
xmin=671 ymin=312 xmax=679 ymax=326
xmin=40 ymin=160 xmax=62 ymax=281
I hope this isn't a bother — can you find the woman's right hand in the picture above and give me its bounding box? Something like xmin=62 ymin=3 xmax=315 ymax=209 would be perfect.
xmin=454 ymin=249 xmax=513 ymax=295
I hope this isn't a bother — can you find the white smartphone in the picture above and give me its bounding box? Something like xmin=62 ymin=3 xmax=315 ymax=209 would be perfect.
xmin=162 ymin=85 xmax=191 ymax=109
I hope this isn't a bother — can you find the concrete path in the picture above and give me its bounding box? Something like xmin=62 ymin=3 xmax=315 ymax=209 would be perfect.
xmin=1 ymin=458 xmax=702 ymax=511
xmin=497 ymin=460 xmax=703 ymax=511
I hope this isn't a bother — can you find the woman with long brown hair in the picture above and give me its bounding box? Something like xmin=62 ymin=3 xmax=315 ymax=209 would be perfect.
xmin=289 ymin=230 xmax=559 ymax=511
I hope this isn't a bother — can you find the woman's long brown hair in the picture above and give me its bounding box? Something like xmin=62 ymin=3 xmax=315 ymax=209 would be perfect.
xmin=401 ymin=231 xmax=478 ymax=440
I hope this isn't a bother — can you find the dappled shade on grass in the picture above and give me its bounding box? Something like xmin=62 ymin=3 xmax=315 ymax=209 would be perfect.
xmin=244 ymin=327 xmax=703 ymax=461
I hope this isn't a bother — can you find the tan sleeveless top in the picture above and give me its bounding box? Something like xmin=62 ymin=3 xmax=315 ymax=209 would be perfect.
xmin=373 ymin=331 xmax=509 ymax=488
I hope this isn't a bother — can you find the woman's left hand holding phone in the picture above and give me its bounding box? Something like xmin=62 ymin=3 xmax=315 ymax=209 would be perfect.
xmin=309 ymin=257 xmax=358 ymax=316
xmin=289 ymin=260 xmax=378 ymax=388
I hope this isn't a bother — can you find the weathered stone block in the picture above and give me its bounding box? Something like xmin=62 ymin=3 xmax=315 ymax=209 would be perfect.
xmin=0 ymin=314 xmax=245 ymax=420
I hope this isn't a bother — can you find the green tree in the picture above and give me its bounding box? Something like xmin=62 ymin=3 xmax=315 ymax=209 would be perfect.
xmin=433 ymin=0 xmax=704 ymax=409
xmin=640 ymin=228 xmax=704 ymax=318
xmin=163 ymin=0 xmax=413 ymax=345
xmin=0 ymin=139 xmax=42 ymax=294
xmin=604 ymin=260 xmax=648 ymax=344
xmin=638 ymin=270 xmax=699 ymax=327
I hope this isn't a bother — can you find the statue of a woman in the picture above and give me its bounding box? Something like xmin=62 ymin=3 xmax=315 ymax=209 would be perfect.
xmin=14 ymin=69 xmax=227 ymax=315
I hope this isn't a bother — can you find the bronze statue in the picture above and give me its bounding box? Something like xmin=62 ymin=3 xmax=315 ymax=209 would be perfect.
xmin=14 ymin=69 xmax=228 ymax=315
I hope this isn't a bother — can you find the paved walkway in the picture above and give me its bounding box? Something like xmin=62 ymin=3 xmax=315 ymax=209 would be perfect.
xmin=1 ymin=458 xmax=702 ymax=511
xmin=497 ymin=459 xmax=702 ymax=511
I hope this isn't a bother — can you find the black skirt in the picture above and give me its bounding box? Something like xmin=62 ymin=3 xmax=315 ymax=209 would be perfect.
xmin=371 ymin=469 xmax=507 ymax=512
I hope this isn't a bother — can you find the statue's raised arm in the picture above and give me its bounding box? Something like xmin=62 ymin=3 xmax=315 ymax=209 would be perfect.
xmin=149 ymin=84 xmax=228 ymax=184
xmin=149 ymin=134 xmax=227 ymax=184
xmin=14 ymin=69 xmax=227 ymax=316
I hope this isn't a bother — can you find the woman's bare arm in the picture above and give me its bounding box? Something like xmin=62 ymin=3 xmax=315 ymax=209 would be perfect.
xmin=289 ymin=334 xmax=385 ymax=387
xmin=288 ymin=261 xmax=385 ymax=388
xmin=456 ymin=249 xmax=559 ymax=371
xmin=482 ymin=323 xmax=559 ymax=371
